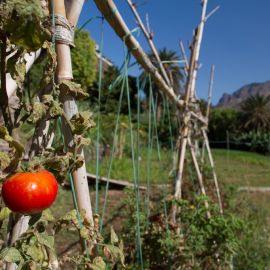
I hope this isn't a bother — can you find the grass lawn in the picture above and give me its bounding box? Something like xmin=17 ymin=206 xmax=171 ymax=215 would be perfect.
xmin=86 ymin=147 xmax=174 ymax=185
xmin=86 ymin=147 xmax=270 ymax=187
xmin=213 ymin=149 xmax=270 ymax=187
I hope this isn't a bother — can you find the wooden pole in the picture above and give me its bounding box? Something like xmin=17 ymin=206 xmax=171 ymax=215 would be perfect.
xmin=187 ymin=136 xmax=211 ymax=219
xmin=201 ymin=64 xmax=215 ymax=162
xmin=93 ymin=0 xmax=183 ymax=109
xmin=53 ymin=0 xmax=94 ymax=225
xmin=206 ymin=65 xmax=215 ymax=119
xmin=174 ymin=0 xmax=208 ymax=200
xmin=126 ymin=0 xmax=172 ymax=87
xmin=190 ymin=0 xmax=208 ymax=100
xmin=202 ymin=129 xmax=223 ymax=214
xmin=179 ymin=40 xmax=189 ymax=77
xmin=5 ymin=50 xmax=41 ymax=98
xmin=172 ymin=0 xmax=209 ymax=223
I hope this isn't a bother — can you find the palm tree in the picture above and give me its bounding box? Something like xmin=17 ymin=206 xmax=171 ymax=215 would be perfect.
xmin=148 ymin=48 xmax=183 ymax=93
xmin=142 ymin=48 xmax=184 ymax=122
xmin=240 ymin=94 xmax=270 ymax=132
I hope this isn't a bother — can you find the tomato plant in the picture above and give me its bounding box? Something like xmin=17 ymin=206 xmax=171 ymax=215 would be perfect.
xmin=1 ymin=170 xmax=58 ymax=214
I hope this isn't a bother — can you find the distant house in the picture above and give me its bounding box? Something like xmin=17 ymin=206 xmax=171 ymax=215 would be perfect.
xmin=95 ymin=44 xmax=113 ymax=75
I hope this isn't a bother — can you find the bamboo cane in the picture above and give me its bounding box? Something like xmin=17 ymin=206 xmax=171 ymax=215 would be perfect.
xmin=179 ymin=40 xmax=189 ymax=77
xmin=189 ymin=0 xmax=208 ymax=100
xmin=206 ymin=65 xmax=215 ymax=119
xmin=173 ymin=28 xmax=200 ymax=201
xmin=5 ymin=50 xmax=41 ymax=98
xmin=172 ymin=0 xmax=209 ymax=224
xmin=201 ymin=64 xmax=215 ymax=162
xmin=126 ymin=0 xmax=172 ymax=87
xmin=187 ymin=136 xmax=211 ymax=219
xmin=199 ymin=65 xmax=223 ymax=215
xmin=202 ymin=129 xmax=223 ymax=214
xmin=174 ymin=127 xmax=188 ymax=200
xmin=93 ymin=0 xmax=183 ymax=109
xmin=53 ymin=0 xmax=93 ymax=225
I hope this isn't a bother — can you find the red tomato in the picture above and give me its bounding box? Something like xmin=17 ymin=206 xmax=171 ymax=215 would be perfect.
xmin=1 ymin=170 xmax=58 ymax=214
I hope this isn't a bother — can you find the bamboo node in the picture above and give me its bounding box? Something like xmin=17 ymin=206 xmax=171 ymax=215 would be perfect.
xmin=53 ymin=14 xmax=75 ymax=47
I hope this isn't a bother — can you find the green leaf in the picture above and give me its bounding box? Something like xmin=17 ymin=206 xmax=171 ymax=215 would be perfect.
xmin=70 ymin=111 xmax=95 ymax=135
xmin=6 ymin=49 xmax=26 ymax=88
xmin=26 ymin=245 xmax=43 ymax=261
xmin=40 ymin=42 xmax=57 ymax=89
xmin=35 ymin=232 xmax=54 ymax=249
xmin=0 ymin=0 xmax=50 ymax=51
xmin=49 ymin=100 xmax=63 ymax=118
xmin=61 ymin=209 xmax=78 ymax=222
xmin=0 ymin=151 xmax=11 ymax=170
xmin=73 ymin=135 xmax=91 ymax=147
xmin=80 ymin=226 xmax=89 ymax=240
xmin=0 ymin=207 xmax=11 ymax=221
xmin=30 ymin=102 xmax=46 ymax=123
xmin=110 ymin=227 xmax=119 ymax=244
xmin=41 ymin=209 xmax=55 ymax=222
xmin=0 ymin=126 xmax=24 ymax=156
xmin=59 ymin=80 xmax=89 ymax=99
xmin=0 ymin=126 xmax=24 ymax=170
xmin=88 ymin=256 xmax=106 ymax=270
xmin=0 ymin=247 xmax=23 ymax=263
xmin=104 ymin=245 xmax=125 ymax=266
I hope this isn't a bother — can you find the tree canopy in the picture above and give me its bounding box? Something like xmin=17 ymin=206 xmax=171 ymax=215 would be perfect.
xmin=240 ymin=94 xmax=270 ymax=132
xmin=71 ymin=30 xmax=97 ymax=89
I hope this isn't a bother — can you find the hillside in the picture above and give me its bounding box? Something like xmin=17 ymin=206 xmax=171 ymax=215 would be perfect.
xmin=217 ymin=81 xmax=270 ymax=108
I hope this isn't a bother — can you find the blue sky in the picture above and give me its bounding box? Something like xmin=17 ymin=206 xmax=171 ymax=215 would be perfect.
xmin=78 ymin=0 xmax=270 ymax=104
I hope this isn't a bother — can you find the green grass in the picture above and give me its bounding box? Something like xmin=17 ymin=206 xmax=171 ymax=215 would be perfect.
xmin=86 ymin=146 xmax=270 ymax=187
xmin=213 ymin=149 xmax=270 ymax=187
xmin=86 ymin=147 xmax=174 ymax=185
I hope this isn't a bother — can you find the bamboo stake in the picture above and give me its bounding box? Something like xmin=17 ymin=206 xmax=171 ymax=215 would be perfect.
xmin=206 ymin=65 xmax=215 ymax=119
xmin=5 ymin=50 xmax=41 ymax=98
xmin=198 ymin=64 xmax=222 ymax=214
xmin=173 ymin=20 xmax=203 ymax=201
xmin=172 ymin=0 xmax=209 ymax=223
xmin=201 ymin=65 xmax=214 ymax=162
xmin=190 ymin=0 xmax=208 ymax=100
xmin=174 ymin=135 xmax=188 ymax=199
xmin=187 ymin=136 xmax=211 ymax=219
xmin=202 ymin=129 xmax=223 ymax=214
xmin=93 ymin=0 xmax=183 ymax=109
xmin=126 ymin=0 xmax=172 ymax=87
xmin=53 ymin=0 xmax=94 ymax=225
xmin=179 ymin=40 xmax=189 ymax=77
xmin=65 ymin=0 xmax=84 ymax=27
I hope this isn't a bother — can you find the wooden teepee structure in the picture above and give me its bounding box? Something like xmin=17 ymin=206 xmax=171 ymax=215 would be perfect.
xmin=93 ymin=0 xmax=223 ymax=221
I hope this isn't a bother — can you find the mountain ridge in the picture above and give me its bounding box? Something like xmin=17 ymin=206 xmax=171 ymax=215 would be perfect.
xmin=217 ymin=81 xmax=270 ymax=108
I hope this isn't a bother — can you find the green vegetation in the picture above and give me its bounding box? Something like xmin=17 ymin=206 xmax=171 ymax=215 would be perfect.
xmin=213 ymin=149 xmax=270 ymax=187
xmin=86 ymin=147 xmax=270 ymax=187
xmin=54 ymin=148 xmax=270 ymax=269
xmin=71 ymin=30 xmax=97 ymax=89
xmin=208 ymin=95 xmax=270 ymax=154
xmin=87 ymin=146 xmax=174 ymax=184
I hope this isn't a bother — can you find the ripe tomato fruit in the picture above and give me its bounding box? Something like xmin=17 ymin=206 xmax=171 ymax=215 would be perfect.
xmin=1 ymin=170 xmax=58 ymax=214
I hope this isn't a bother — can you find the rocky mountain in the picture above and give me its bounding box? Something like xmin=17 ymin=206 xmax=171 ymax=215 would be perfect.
xmin=217 ymin=81 xmax=270 ymax=108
